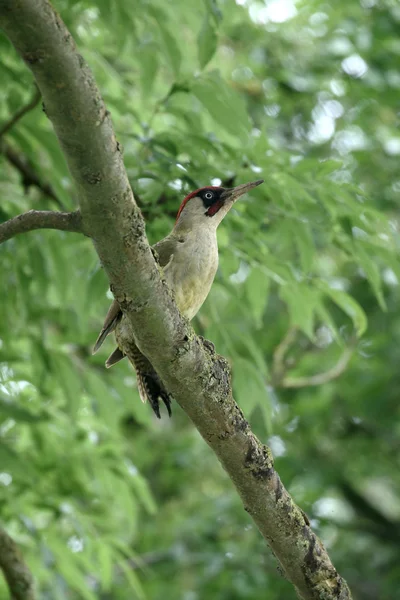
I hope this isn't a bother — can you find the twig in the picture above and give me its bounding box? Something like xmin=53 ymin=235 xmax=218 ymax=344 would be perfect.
xmin=0 ymin=527 xmax=35 ymax=600
xmin=0 ymin=85 xmax=64 ymax=208
xmin=0 ymin=86 xmax=41 ymax=138
xmin=1 ymin=140 xmax=64 ymax=208
xmin=280 ymin=345 xmax=354 ymax=388
xmin=339 ymin=480 xmax=400 ymax=544
xmin=127 ymin=549 xmax=174 ymax=571
xmin=271 ymin=326 xmax=298 ymax=385
xmin=0 ymin=209 xmax=83 ymax=244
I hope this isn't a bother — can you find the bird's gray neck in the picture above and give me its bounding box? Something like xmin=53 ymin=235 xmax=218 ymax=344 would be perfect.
xmin=173 ymin=219 xmax=218 ymax=236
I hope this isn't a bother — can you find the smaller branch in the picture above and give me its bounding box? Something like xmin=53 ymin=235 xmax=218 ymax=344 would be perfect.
xmin=271 ymin=326 xmax=298 ymax=385
xmin=0 ymin=86 xmax=41 ymax=138
xmin=0 ymin=526 xmax=35 ymax=600
xmin=280 ymin=345 xmax=354 ymax=388
xmin=0 ymin=210 xmax=83 ymax=244
xmin=1 ymin=141 xmax=64 ymax=209
xmin=339 ymin=480 xmax=400 ymax=544
xmin=128 ymin=549 xmax=174 ymax=570
xmin=0 ymin=86 xmax=64 ymax=208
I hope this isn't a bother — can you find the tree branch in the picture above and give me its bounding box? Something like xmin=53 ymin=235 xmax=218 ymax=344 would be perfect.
xmin=281 ymin=345 xmax=354 ymax=389
xmin=271 ymin=326 xmax=298 ymax=385
xmin=0 ymin=85 xmax=41 ymax=138
xmin=0 ymin=2 xmax=352 ymax=599
xmin=0 ymin=85 xmax=64 ymax=208
xmin=1 ymin=140 xmax=64 ymax=208
xmin=0 ymin=527 xmax=35 ymax=600
xmin=0 ymin=210 xmax=83 ymax=243
xmin=339 ymin=480 xmax=400 ymax=544
xmin=271 ymin=328 xmax=355 ymax=389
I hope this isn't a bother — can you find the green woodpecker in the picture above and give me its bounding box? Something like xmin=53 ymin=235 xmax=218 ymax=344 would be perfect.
xmin=93 ymin=179 xmax=264 ymax=418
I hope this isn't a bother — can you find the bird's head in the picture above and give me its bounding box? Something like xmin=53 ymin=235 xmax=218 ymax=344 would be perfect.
xmin=174 ymin=179 xmax=264 ymax=231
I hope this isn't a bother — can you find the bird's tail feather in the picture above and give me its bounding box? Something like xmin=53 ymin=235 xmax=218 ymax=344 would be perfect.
xmin=127 ymin=344 xmax=172 ymax=419
xmin=92 ymin=301 xmax=122 ymax=354
xmin=105 ymin=346 xmax=125 ymax=368
xmin=93 ymin=316 xmax=119 ymax=354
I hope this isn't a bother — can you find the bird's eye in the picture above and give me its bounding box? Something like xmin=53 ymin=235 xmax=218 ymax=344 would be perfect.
xmin=204 ymin=191 xmax=214 ymax=200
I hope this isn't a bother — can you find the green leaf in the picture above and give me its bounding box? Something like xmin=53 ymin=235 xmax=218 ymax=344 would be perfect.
xmin=203 ymin=0 xmax=223 ymax=24
xmin=354 ymin=241 xmax=387 ymax=311
xmin=51 ymin=541 xmax=97 ymax=600
xmin=292 ymin=221 xmax=314 ymax=273
xmin=85 ymin=266 xmax=108 ymax=314
xmin=0 ymin=398 xmax=49 ymax=423
xmin=244 ymin=267 xmax=270 ymax=328
xmin=320 ymin=283 xmax=368 ymax=336
xmin=240 ymin=334 xmax=269 ymax=377
xmin=139 ymin=43 xmax=159 ymax=96
xmin=280 ymin=283 xmax=319 ymax=339
xmin=85 ymin=371 xmax=120 ymax=427
xmin=119 ymin=559 xmax=145 ymax=599
xmin=233 ymin=357 xmax=271 ymax=432
xmin=315 ymin=304 xmax=339 ymax=340
xmin=197 ymin=16 xmax=218 ymax=69
xmin=317 ymin=159 xmax=343 ymax=176
xmin=0 ymin=443 xmax=35 ymax=481
xmin=97 ymin=541 xmax=114 ymax=591
xmin=51 ymin=353 xmax=82 ymax=414
xmin=259 ymin=256 xmax=294 ymax=285
xmin=151 ymin=8 xmax=181 ymax=77
xmin=220 ymin=250 xmax=241 ymax=277
xmin=191 ymin=71 xmax=251 ymax=141
xmin=129 ymin=470 xmax=157 ymax=515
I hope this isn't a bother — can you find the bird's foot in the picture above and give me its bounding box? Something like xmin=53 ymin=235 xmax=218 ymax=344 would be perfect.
xmin=148 ymin=390 xmax=172 ymax=419
xmin=149 ymin=397 xmax=161 ymax=419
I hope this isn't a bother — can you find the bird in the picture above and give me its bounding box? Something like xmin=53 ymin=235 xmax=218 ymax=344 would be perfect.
xmin=93 ymin=179 xmax=264 ymax=418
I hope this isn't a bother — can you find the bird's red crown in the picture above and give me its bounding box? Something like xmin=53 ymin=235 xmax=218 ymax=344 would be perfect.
xmin=175 ymin=186 xmax=223 ymax=222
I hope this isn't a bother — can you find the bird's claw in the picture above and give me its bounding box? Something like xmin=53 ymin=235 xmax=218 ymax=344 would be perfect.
xmin=149 ymin=392 xmax=172 ymax=419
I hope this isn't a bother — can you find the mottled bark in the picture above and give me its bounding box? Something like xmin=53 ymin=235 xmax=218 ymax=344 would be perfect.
xmin=0 ymin=2 xmax=352 ymax=598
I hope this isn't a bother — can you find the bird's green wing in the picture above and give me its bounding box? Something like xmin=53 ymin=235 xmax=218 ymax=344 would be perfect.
xmin=153 ymin=236 xmax=176 ymax=268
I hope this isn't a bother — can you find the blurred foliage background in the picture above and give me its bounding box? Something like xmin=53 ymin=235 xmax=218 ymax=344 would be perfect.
xmin=0 ymin=0 xmax=399 ymax=598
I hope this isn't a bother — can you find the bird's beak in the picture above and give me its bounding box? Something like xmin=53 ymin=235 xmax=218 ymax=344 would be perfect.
xmin=220 ymin=179 xmax=264 ymax=203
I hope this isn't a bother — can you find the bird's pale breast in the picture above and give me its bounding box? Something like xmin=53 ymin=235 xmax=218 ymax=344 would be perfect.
xmin=164 ymin=229 xmax=219 ymax=320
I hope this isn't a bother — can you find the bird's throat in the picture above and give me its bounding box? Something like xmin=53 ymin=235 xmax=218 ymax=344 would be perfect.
xmin=205 ymin=199 xmax=224 ymax=217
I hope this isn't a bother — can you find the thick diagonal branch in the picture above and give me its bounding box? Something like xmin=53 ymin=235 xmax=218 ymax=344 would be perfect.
xmin=0 ymin=2 xmax=352 ymax=599
xmin=0 ymin=210 xmax=83 ymax=243
xmin=0 ymin=527 xmax=35 ymax=600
